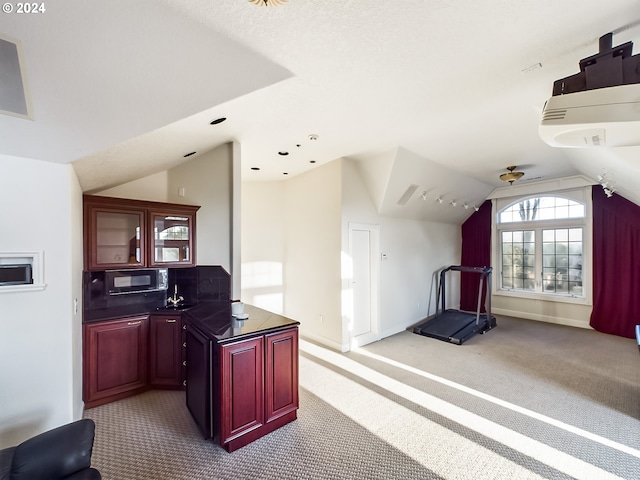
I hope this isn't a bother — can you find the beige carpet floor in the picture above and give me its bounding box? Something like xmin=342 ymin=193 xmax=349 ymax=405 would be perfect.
xmin=84 ymin=316 xmax=640 ymax=479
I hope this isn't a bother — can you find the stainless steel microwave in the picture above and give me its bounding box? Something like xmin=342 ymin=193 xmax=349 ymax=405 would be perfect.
xmin=105 ymin=268 xmax=168 ymax=295
xmin=0 ymin=264 xmax=33 ymax=286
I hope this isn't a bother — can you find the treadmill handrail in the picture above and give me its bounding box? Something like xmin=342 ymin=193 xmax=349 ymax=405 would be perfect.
xmin=442 ymin=265 xmax=493 ymax=276
xmin=438 ymin=265 xmax=493 ymax=322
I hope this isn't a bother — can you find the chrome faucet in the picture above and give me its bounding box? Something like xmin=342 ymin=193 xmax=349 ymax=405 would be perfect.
xmin=167 ymin=284 xmax=184 ymax=307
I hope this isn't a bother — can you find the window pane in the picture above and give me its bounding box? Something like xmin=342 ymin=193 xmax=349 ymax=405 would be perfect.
xmin=523 ymin=254 xmax=535 ymax=267
xmin=523 ymin=241 xmax=535 ymax=254
xmin=569 ymin=204 xmax=585 ymax=218
xmin=569 ymin=228 xmax=582 ymax=241
xmin=556 ymin=255 xmax=568 ymax=267
xmin=541 ymin=228 xmax=583 ymax=297
xmin=501 ymin=230 xmax=534 ymax=291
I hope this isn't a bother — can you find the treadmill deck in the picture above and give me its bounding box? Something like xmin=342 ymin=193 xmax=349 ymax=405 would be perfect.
xmin=413 ymin=309 xmax=496 ymax=345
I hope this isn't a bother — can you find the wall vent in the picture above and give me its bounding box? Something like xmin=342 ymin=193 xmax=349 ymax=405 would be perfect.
xmin=397 ymin=184 xmax=419 ymax=206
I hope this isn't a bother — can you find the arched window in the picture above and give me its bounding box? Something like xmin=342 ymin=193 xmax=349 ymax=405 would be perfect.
xmin=497 ymin=195 xmax=586 ymax=297
xmin=498 ymin=196 xmax=585 ymax=223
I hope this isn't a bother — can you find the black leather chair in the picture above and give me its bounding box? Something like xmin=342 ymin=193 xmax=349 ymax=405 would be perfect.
xmin=0 ymin=419 xmax=101 ymax=480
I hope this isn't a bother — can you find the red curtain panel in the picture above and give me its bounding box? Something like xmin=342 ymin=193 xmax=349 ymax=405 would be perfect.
xmin=590 ymin=185 xmax=640 ymax=339
xmin=460 ymin=200 xmax=492 ymax=312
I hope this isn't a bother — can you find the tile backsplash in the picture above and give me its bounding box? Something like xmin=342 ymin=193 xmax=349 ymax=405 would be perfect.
xmin=84 ymin=265 xmax=230 ymax=322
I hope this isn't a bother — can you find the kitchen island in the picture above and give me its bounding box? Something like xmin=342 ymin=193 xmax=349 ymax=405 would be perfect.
xmin=183 ymin=302 xmax=299 ymax=452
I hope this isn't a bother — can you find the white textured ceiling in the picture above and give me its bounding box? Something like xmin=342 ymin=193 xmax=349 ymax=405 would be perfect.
xmin=2 ymin=0 xmax=640 ymax=222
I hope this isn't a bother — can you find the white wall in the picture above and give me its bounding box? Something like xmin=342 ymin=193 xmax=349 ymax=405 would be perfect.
xmin=69 ymin=165 xmax=84 ymax=421
xmin=167 ymin=144 xmax=232 ymax=270
xmin=0 ymin=155 xmax=83 ymax=448
xmin=342 ymin=158 xmax=461 ymax=344
xmin=241 ymin=161 xmax=344 ymax=348
xmin=241 ymin=181 xmax=286 ymax=313
xmin=241 ymin=158 xmax=462 ymax=352
xmin=95 ymin=171 xmax=169 ymax=202
xmin=283 ymin=161 xmax=343 ymax=348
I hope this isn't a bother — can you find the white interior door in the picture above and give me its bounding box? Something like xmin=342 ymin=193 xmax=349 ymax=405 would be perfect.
xmin=349 ymin=224 xmax=379 ymax=348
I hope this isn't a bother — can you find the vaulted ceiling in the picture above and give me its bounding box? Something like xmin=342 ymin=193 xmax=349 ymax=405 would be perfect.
xmin=2 ymin=0 xmax=640 ymax=223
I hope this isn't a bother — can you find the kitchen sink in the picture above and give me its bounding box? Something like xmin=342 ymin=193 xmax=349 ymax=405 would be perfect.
xmin=158 ymin=304 xmax=194 ymax=311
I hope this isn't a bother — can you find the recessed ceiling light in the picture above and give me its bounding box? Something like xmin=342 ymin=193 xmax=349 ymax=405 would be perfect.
xmin=278 ymin=151 xmax=289 ymax=156
xmin=210 ymin=117 xmax=227 ymax=125
xmin=309 ymin=160 xmax=316 ymax=164
xmin=183 ymin=152 xmax=196 ymax=157
xmin=283 ymin=172 xmax=288 ymax=175
xmin=251 ymin=167 xmax=260 ymax=171
xmin=308 ymin=134 xmax=319 ymax=141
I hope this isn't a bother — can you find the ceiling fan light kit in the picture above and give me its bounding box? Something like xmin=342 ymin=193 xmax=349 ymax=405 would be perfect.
xmin=500 ymin=166 xmax=524 ymax=184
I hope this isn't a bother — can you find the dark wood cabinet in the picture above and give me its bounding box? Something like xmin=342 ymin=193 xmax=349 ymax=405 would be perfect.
xmin=149 ymin=210 xmax=196 ymax=268
xmin=83 ymin=316 xmax=149 ymax=408
xmin=185 ymin=321 xmax=299 ymax=452
xmin=83 ymin=195 xmax=199 ymax=270
xmin=149 ymin=314 xmax=183 ymax=388
xmin=186 ymin=325 xmax=212 ymax=439
xmin=219 ymin=337 xmax=265 ymax=445
xmin=264 ymin=328 xmax=299 ymax=424
xmin=83 ymin=202 xmax=146 ymax=270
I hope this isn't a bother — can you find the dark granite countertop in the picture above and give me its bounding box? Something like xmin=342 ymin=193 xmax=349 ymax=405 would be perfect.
xmin=83 ymin=303 xmax=197 ymax=323
xmin=183 ymin=302 xmax=299 ymax=343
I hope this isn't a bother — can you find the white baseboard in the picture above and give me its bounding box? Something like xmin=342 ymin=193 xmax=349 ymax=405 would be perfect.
xmin=492 ymin=307 xmax=592 ymax=330
xmin=299 ymin=329 xmax=347 ymax=352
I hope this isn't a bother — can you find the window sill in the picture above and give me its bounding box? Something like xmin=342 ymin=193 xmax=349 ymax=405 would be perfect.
xmin=494 ymin=289 xmax=591 ymax=306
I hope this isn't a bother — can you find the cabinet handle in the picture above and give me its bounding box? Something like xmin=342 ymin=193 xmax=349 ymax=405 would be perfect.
xmin=183 ymin=380 xmax=187 ymax=386
xmin=183 ymin=325 xmax=187 ymax=330
xmin=183 ymin=361 xmax=187 ymax=366
xmin=183 ymin=342 xmax=187 ymax=347
xmin=127 ymin=321 xmax=142 ymax=326
xmin=166 ymin=319 xmax=177 ymax=323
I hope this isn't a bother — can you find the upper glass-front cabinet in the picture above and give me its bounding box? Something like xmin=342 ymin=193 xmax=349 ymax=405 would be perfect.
xmin=84 ymin=196 xmax=199 ymax=271
xmin=89 ymin=207 xmax=146 ymax=270
xmin=150 ymin=212 xmax=196 ymax=267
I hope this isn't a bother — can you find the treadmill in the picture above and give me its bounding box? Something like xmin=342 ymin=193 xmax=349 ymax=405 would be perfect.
xmin=413 ymin=265 xmax=496 ymax=345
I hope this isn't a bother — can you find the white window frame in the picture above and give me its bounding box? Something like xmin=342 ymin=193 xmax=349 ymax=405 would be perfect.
xmin=492 ymin=187 xmax=592 ymax=306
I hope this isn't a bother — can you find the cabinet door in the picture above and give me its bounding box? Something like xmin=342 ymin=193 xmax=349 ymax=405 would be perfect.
xmin=265 ymin=328 xmax=299 ymax=423
xmin=149 ymin=315 xmax=182 ymax=388
xmin=185 ymin=325 xmax=212 ymax=439
xmin=85 ymin=205 xmax=146 ymax=270
xmin=149 ymin=210 xmax=196 ymax=267
xmin=219 ymin=337 xmax=264 ymax=444
xmin=83 ymin=316 xmax=148 ymax=407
